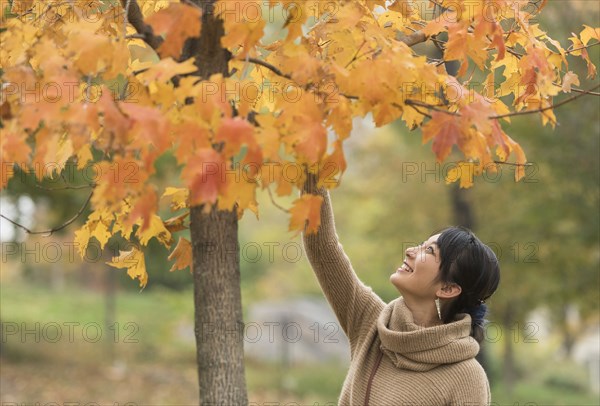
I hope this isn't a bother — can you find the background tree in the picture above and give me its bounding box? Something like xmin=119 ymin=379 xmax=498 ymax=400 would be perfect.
xmin=1 ymin=0 xmax=598 ymax=404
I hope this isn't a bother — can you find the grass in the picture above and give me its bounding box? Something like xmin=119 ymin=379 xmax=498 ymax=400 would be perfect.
xmin=1 ymin=278 xmax=598 ymax=405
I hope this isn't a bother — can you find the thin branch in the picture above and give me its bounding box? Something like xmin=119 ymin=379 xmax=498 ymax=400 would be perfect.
xmin=125 ymin=33 xmax=145 ymax=40
xmin=403 ymin=83 xmax=600 ymax=120
xmin=552 ymin=82 xmax=600 ymax=96
xmin=493 ymin=161 xmax=533 ymax=167
xmin=565 ymin=41 xmax=600 ymax=55
xmin=345 ymin=40 xmax=367 ymax=68
xmin=397 ymin=31 xmax=428 ymax=47
xmin=405 ymin=99 xmax=460 ymax=116
xmin=34 ymin=183 xmax=95 ymax=191
xmin=180 ymin=0 xmax=202 ymax=11
xmin=491 ymin=83 xmax=600 ymax=120
xmin=0 ymin=190 xmax=94 ymax=236
xmin=266 ymin=185 xmax=289 ymax=214
xmin=246 ymin=57 xmax=291 ymax=80
xmin=123 ymin=0 xmax=131 ymax=37
xmin=119 ymin=0 xmax=162 ymax=50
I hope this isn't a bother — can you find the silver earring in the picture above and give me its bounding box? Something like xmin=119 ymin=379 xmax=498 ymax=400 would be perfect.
xmin=435 ymin=297 xmax=441 ymax=319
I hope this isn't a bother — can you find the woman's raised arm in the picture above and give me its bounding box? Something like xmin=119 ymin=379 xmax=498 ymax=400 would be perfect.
xmin=301 ymin=174 xmax=385 ymax=348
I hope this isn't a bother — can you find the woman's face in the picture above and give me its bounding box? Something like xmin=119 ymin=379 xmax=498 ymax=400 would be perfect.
xmin=390 ymin=233 xmax=444 ymax=300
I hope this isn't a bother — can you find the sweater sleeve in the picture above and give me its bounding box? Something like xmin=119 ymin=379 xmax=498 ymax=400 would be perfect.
xmin=450 ymin=361 xmax=491 ymax=406
xmin=301 ymin=178 xmax=385 ymax=348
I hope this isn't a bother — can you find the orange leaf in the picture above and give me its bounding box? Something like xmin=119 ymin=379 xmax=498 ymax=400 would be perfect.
xmin=168 ymin=237 xmax=193 ymax=273
xmin=146 ymin=3 xmax=202 ymax=59
xmin=289 ymin=194 xmax=323 ymax=235
xmin=214 ymin=117 xmax=255 ymax=158
xmin=421 ymin=112 xmax=463 ymax=162
xmin=182 ymin=148 xmax=227 ymax=206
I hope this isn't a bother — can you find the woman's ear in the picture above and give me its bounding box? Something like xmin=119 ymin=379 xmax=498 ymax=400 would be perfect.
xmin=436 ymin=283 xmax=462 ymax=299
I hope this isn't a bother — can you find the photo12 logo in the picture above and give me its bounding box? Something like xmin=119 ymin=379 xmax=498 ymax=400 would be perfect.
xmin=1 ymin=321 xmax=140 ymax=344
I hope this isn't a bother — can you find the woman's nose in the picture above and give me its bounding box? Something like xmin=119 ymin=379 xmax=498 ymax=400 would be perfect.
xmin=405 ymin=246 xmax=416 ymax=257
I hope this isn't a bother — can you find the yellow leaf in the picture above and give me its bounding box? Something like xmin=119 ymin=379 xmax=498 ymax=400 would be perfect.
xmin=162 ymin=187 xmax=189 ymax=211
xmin=445 ymin=162 xmax=477 ymax=189
xmin=168 ymin=237 xmax=193 ymax=273
xmin=580 ymin=25 xmax=600 ymax=46
xmin=164 ymin=211 xmax=190 ymax=233
xmin=562 ymin=71 xmax=580 ymax=93
xmin=107 ymin=248 xmax=148 ymax=288
xmin=73 ymin=226 xmax=91 ymax=259
xmin=136 ymin=215 xmax=172 ymax=248
xmin=90 ymin=220 xmax=112 ymax=250
xmin=76 ymin=145 xmax=93 ymax=170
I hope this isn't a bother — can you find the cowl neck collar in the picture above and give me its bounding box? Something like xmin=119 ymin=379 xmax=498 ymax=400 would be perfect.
xmin=376 ymin=297 xmax=480 ymax=371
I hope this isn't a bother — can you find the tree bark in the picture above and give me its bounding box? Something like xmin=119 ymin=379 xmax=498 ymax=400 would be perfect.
xmin=190 ymin=206 xmax=248 ymax=405
xmin=187 ymin=1 xmax=246 ymax=403
xmin=502 ymin=303 xmax=516 ymax=394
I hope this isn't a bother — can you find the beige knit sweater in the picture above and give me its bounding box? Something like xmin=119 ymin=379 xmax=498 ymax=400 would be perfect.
xmin=302 ymin=187 xmax=491 ymax=406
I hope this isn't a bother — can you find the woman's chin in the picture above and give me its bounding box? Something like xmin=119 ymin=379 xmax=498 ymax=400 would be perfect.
xmin=389 ymin=274 xmax=404 ymax=293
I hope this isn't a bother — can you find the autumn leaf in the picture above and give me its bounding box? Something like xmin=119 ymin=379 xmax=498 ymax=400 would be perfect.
xmin=421 ymin=112 xmax=463 ymax=163
xmin=579 ymin=25 xmax=600 ymax=45
xmin=445 ymin=161 xmax=478 ymax=189
xmin=146 ymin=3 xmax=202 ymax=59
xmin=107 ymin=248 xmax=148 ymax=288
xmin=1 ymin=0 xmax=597 ymax=289
xmin=168 ymin=237 xmax=193 ymax=273
xmin=562 ymin=71 xmax=580 ymax=93
xmin=162 ymin=187 xmax=190 ymax=211
xmin=164 ymin=211 xmax=190 ymax=233
xmin=289 ymin=194 xmax=323 ymax=235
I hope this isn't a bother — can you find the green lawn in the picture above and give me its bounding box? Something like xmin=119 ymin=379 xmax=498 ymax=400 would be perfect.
xmin=1 ymin=279 xmax=598 ymax=405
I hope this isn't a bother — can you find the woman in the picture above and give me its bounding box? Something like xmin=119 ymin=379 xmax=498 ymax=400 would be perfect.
xmin=302 ymin=178 xmax=500 ymax=405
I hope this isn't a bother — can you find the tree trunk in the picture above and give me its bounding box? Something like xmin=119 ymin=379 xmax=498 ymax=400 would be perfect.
xmin=185 ymin=1 xmax=246 ymax=404
xmin=449 ymin=184 xmax=492 ymax=372
xmin=450 ymin=184 xmax=475 ymax=230
xmin=502 ymin=303 xmax=516 ymax=394
xmin=190 ymin=206 xmax=247 ymax=405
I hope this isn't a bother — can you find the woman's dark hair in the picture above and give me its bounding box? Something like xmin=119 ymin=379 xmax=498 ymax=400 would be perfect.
xmin=434 ymin=226 xmax=500 ymax=343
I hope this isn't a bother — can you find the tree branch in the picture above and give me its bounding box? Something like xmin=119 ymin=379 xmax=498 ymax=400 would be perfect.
xmin=491 ymin=83 xmax=600 ymax=120
xmin=404 ymin=83 xmax=600 ymax=120
xmin=246 ymin=57 xmax=291 ymax=80
xmin=0 ymin=190 xmax=94 ymax=236
xmin=119 ymin=0 xmax=163 ymax=50
xmin=396 ymin=31 xmax=428 ymax=47
xmin=405 ymin=99 xmax=459 ymax=116
xmin=265 ymin=184 xmax=289 ymax=214
xmin=565 ymin=41 xmax=600 ymax=55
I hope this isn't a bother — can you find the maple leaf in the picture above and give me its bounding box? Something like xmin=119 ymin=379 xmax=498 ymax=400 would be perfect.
xmin=0 ymin=129 xmax=31 ymax=189
xmin=135 ymin=213 xmax=172 ymax=248
xmin=168 ymin=237 xmax=193 ymax=272
xmin=182 ymin=148 xmax=227 ymax=206
xmin=214 ymin=117 xmax=255 ymax=158
xmin=162 ymin=187 xmax=190 ymax=211
xmin=128 ymin=186 xmax=159 ymax=232
xmin=579 ymin=25 xmax=600 ymax=45
xmin=136 ymin=57 xmax=198 ymax=85
xmin=289 ymin=194 xmax=323 ymax=235
xmin=445 ymin=162 xmax=479 ymax=189
xmin=119 ymin=103 xmax=171 ymax=154
xmin=107 ymin=248 xmax=148 ymax=288
xmin=146 ymin=3 xmax=202 ymax=59
xmin=164 ymin=211 xmax=190 ymax=233
xmin=560 ymin=71 xmax=579 ymax=93
xmin=421 ymin=112 xmax=463 ymax=163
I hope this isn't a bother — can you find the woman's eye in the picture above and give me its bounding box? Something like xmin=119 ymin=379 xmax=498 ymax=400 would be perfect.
xmin=426 ymin=246 xmax=434 ymax=254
